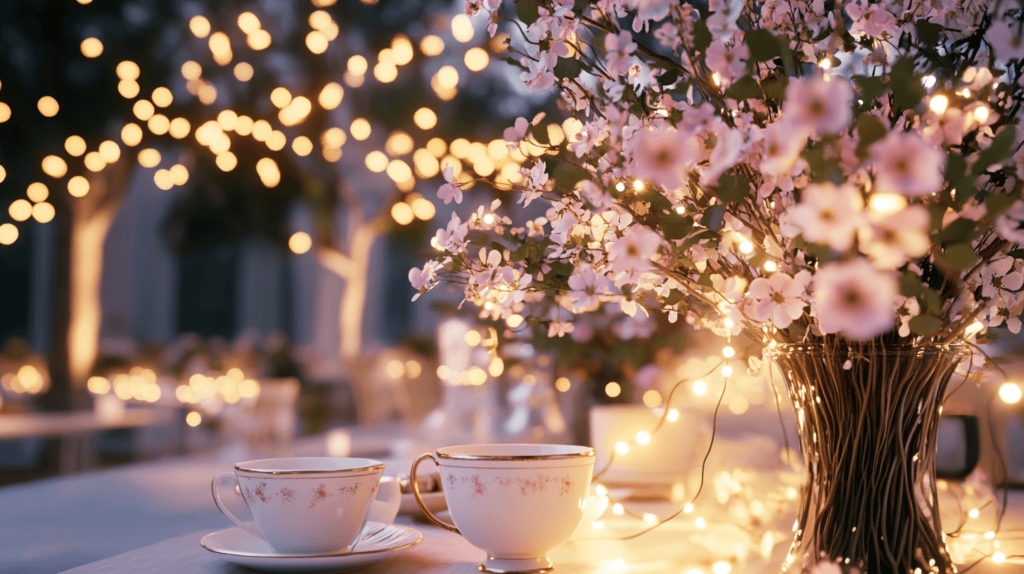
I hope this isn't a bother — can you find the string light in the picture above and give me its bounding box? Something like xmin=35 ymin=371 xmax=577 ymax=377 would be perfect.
xmin=80 ymin=38 xmax=103 ymax=58
xmin=999 ymin=382 xmax=1022 ymax=404
xmin=289 ymin=232 xmax=312 ymax=254
xmin=605 ymin=381 xmax=622 ymax=398
xmin=929 ymin=95 xmax=949 ymax=115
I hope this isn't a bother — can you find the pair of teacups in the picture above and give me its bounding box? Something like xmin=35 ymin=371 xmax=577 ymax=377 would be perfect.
xmin=213 ymin=444 xmax=596 ymax=573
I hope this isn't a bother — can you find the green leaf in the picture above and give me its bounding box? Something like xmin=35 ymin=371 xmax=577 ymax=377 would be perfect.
xmin=516 ymin=1 xmax=540 ymax=25
xmin=889 ymin=58 xmax=926 ymax=110
xmin=725 ymin=76 xmax=761 ymax=100
xmin=986 ymin=193 xmax=1016 ymax=217
xmin=553 ymin=163 xmax=589 ymax=191
xmin=855 ymin=115 xmax=887 ymax=159
xmin=716 ymin=173 xmax=750 ymax=203
xmin=554 ymin=57 xmax=583 ymax=81
xmin=899 ymin=271 xmax=925 ymax=297
xmin=661 ymin=214 xmax=694 ymax=240
xmin=743 ymin=27 xmax=777 ymax=60
xmin=852 ymin=75 xmax=887 ymax=102
xmin=973 ymin=127 xmax=1016 ymax=175
xmin=936 ymin=243 xmax=979 ymax=271
xmin=915 ymin=19 xmax=944 ymax=47
xmin=703 ymin=204 xmax=727 ymax=231
xmin=693 ymin=20 xmax=711 ymax=54
xmin=944 ymin=153 xmax=974 ymax=209
xmin=935 ymin=218 xmax=978 ymax=244
xmin=909 ymin=314 xmax=943 ymax=336
xmin=760 ymin=78 xmax=787 ymax=100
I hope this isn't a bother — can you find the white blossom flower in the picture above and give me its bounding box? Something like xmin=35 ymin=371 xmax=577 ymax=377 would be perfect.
xmin=813 ymin=258 xmax=898 ymax=340
xmin=783 ymin=77 xmax=853 ymax=135
xmin=870 ymin=131 xmax=945 ymax=197
xmin=786 ymin=182 xmax=863 ymax=251
xmin=745 ymin=270 xmax=811 ymax=329
xmin=980 ymin=257 xmax=1024 ymax=303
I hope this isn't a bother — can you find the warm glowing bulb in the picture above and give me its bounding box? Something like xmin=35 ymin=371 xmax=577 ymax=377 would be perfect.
xmin=999 ymin=382 xmax=1022 ymax=404
xmin=189 ymin=16 xmax=211 ymax=38
xmin=612 ymin=503 xmax=624 ymax=515
xmin=38 ymin=96 xmax=59 ymax=117
xmin=26 ymin=183 xmax=48 ymax=203
xmin=605 ymin=381 xmax=621 ymax=398
xmin=723 ymin=346 xmax=735 ymax=358
xmin=464 ymin=47 xmax=489 ymax=71
xmin=318 ymin=82 xmax=344 ymax=110
xmin=974 ymin=105 xmax=990 ymax=123
xmin=667 ymin=409 xmax=680 ymax=422
xmin=351 ymin=118 xmax=372 ymax=141
xmin=0 ymin=224 xmax=18 ymax=245
xmin=414 ymin=108 xmax=438 ymax=130
xmin=68 ymin=176 xmax=90 ymax=198
xmin=65 ymin=136 xmax=87 ymax=157
xmin=186 ymin=411 xmax=202 ymax=427
xmin=819 ymin=58 xmax=831 ymax=70
xmin=615 ymin=441 xmax=629 ymax=455
xmin=636 ymin=431 xmax=651 ymax=445
xmin=693 ymin=380 xmax=707 ymax=396
xmin=80 ymin=38 xmax=103 ymax=58
xmin=234 ymin=62 xmax=254 ymax=82
xmin=764 ymin=260 xmax=778 ymax=272
xmin=633 ymin=180 xmax=644 ymax=191
xmin=722 ymin=365 xmax=734 ymax=377
xmin=421 ymin=35 xmax=445 ymax=56
xmin=289 ymin=232 xmax=313 ymax=254
xmin=929 ymin=95 xmax=949 ymax=114
xmin=739 ymin=241 xmax=753 ymax=254
xmin=451 ymin=14 xmax=474 ymax=42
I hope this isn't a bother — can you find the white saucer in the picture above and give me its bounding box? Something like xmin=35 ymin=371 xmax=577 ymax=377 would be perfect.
xmin=200 ymin=522 xmax=423 ymax=573
xmin=398 ymin=491 xmax=447 ymax=515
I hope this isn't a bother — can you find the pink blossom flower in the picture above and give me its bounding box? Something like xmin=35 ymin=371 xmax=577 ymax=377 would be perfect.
xmin=745 ymin=270 xmax=811 ymax=329
xmin=980 ymin=257 xmax=1024 ymax=303
xmin=629 ymin=126 xmax=700 ymax=190
xmin=608 ymin=225 xmax=662 ymax=274
xmin=605 ymin=31 xmax=637 ymax=78
xmin=995 ymin=201 xmax=1024 ymax=244
xmin=870 ymin=131 xmax=945 ymax=197
xmin=813 ymin=259 xmax=898 ymax=340
xmin=568 ymin=266 xmax=611 ymax=312
xmin=783 ymin=77 xmax=853 ymax=135
xmin=846 ymin=0 xmax=897 ymax=38
xmin=548 ymin=321 xmax=574 ymax=337
xmin=760 ymin=122 xmax=807 ymax=176
xmin=437 ymin=166 xmax=462 ymax=204
xmin=631 ymin=0 xmax=672 ymax=32
xmin=861 ymin=205 xmax=931 ymax=269
xmin=706 ymin=41 xmax=748 ymax=84
xmin=986 ymin=19 xmax=1024 ymax=62
xmin=786 ymin=182 xmax=863 ymax=251
xmin=435 ymin=213 xmax=468 ymax=253
xmin=503 ymin=117 xmax=529 ymax=142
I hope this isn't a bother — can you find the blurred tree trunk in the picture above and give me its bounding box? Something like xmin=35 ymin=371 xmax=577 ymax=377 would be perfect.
xmin=317 ymin=185 xmax=386 ymax=362
xmin=42 ymin=162 xmax=129 ymax=411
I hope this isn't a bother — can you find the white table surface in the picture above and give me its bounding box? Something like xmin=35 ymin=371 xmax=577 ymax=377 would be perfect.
xmin=3 ymin=423 xmax=1024 ymax=574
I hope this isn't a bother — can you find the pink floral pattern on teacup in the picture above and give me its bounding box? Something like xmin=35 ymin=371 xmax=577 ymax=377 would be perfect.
xmin=244 ymin=481 xmax=272 ymax=504
xmin=338 ymin=482 xmax=362 ymax=497
xmin=278 ymin=487 xmax=296 ymax=504
xmin=448 ymin=472 xmax=575 ymax=499
xmin=308 ymin=483 xmax=333 ymax=509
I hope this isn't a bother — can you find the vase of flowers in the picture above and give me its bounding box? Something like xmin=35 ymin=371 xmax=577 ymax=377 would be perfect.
xmin=410 ymin=0 xmax=1023 ymax=571
xmin=769 ymin=341 xmax=966 ymax=573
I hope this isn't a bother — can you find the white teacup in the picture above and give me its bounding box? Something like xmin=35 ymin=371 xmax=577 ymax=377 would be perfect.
xmin=411 ymin=444 xmax=595 ymax=573
xmin=212 ymin=457 xmax=400 ymax=555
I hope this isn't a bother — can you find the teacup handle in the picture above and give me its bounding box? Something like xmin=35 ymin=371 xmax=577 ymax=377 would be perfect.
xmin=411 ymin=453 xmax=460 ymax=534
xmin=211 ymin=472 xmax=264 ymax=540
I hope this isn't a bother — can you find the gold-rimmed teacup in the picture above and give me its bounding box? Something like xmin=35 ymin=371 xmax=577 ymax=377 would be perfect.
xmin=212 ymin=457 xmax=400 ymax=555
xmin=411 ymin=444 xmax=595 ymax=573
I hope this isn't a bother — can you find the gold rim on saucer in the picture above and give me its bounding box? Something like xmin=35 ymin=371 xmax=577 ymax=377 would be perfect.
xmin=200 ymin=526 xmax=423 ymax=559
